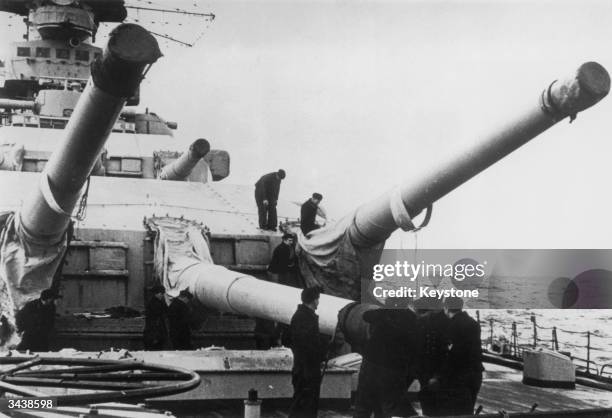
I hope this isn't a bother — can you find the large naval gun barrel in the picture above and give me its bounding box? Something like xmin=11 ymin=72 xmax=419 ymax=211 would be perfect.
xmin=18 ymin=24 xmax=161 ymax=244
xmin=159 ymin=138 xmax=211 ymax=180
xmin=175 ymin=264 xmax=351 ymax=336
xmin=348 ymin=62 xmax=610 ymax=248
xmin=165 ymin=254 xmax=369 ymax=345
xmin=0 ymin=99 xmax=39 ymax=112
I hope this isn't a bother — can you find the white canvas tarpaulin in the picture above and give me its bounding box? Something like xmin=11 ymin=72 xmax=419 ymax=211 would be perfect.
xmin=0 ymin=211 xmax=68 ymax=348
xmin=150 ymin=217 xmax=213 ymax=298
xmin=297 ymin=212 xmax=383 ymax=301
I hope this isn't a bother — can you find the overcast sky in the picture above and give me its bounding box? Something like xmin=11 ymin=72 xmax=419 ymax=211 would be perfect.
xmin=2 ymin=0 xmax=612 ymax=249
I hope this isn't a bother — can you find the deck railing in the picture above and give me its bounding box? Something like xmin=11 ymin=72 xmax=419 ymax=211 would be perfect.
xmin=476 ymin=311 xmax=612 ymax=380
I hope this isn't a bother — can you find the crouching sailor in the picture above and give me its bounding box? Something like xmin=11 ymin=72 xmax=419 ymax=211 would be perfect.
xmin=16 ymin=288 xmax=61 ymax=352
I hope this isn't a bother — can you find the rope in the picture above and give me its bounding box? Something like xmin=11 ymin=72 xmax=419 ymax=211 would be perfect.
xmin=412 ymin=229 xmax=419 ymax=288
xmin=74 ymin=176 xmax=90 ymax=221
xmin=413 ymin=204 xmax=433 ymax=232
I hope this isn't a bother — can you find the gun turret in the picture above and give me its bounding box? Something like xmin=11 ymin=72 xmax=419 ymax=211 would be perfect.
xmin=148 ymin=63 xmax=609 ymax=352
xmin=161 ymin=62 xmax=610 ymax=344
xmin=159 ymin=138 xmax=211 ymax=181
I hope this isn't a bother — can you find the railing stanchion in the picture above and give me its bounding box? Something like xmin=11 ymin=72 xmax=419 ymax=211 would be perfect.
xmin=586 ymin=331 xmax=591 ymax=374
xmin=530 ymin=314 xmax=537 ymax=349
xmin=512 ymin=322 xmax=518 ymax=357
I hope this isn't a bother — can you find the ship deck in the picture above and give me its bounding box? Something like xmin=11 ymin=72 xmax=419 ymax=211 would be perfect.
xmin=147 ymin=361 xmax=612 ymax=417
xmin=477 ymin=363 xmax=612 ymax=412
xmin=2 ymin=351 xmax=612 ymax=417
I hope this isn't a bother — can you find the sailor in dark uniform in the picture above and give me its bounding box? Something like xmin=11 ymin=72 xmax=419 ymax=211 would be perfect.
xmin=254 ymin=169 xmax=286 ymax=231
xmin=168 ymin=289 xmax=194 ymax=350
xmin=268 ymin=233 xmax=301 ymax=288
xmin=143 ymin=284 xmax=168 ymax=350
xmin=16 ymin=288 xmax=61 ymax=352
xmin=300 ymin=193 xmax=323 ymax=235
xmin=353 ymin=307 xmax=419 ymax=418
xmin=288 ymin=286 xmax=327 ymax=418
xmin=260 ymin=233 xmax=301 ymax=348
xmin=443 ymin=296 xmax=484 ymax=415
xmin=415 ymin=297 xmax=451 ymax=416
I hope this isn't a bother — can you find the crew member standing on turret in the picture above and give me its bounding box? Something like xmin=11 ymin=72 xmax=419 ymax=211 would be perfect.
xmin=143 ymin=284 xmax=169 ymax=350
xmin=300 ymin=193 xmax=324 ymax=235
xmin=443 ymin=297 xmax=484 ymax=415
xmin=16 ymin=288 xmax=61 ymax=352
xmin=255 ymin=169 xmax=286 ymax=231
xmin=288 ymin=286 xmax=326 ymax=418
